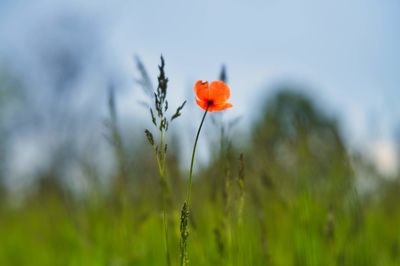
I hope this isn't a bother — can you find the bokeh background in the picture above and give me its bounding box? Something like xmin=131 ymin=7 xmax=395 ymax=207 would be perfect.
xmin=0 ymin=1 xmax=399 ymax=265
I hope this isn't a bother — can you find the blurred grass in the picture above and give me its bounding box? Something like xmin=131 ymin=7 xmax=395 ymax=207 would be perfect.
xmin=0 ymin=69 xmax=399 ymax=265
xmin=0 ymin=179 xmax=399 ymax=266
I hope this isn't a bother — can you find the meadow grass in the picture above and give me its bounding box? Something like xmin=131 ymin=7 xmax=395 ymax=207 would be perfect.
xmin=1 ymin=185 xmax=399 ymax=266
xmin=0 ymin=58 xmax=399 ymax=266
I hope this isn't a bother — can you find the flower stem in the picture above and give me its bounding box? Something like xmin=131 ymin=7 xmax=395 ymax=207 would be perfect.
xmin=186 ymin=107 xmax=209 ymax=204
xmin=180 ymin=106 xmax=208 ymax=266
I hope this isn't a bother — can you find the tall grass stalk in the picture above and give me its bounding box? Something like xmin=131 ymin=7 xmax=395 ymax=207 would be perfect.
xmin=105 ymin=86 xmax=127 ymax=203
xmin=237 ymin=153 xmax=245 ymax=225
xmin=142 ymin=56 xmax=186 ymax=266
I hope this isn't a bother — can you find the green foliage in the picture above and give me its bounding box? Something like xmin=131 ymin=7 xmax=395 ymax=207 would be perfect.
xmin=250 ymin=89 xmax=353 ymax=206
xmin=0 ymin=74 xmax=399 ymax=265
xmin=0 ymin=67 xmax=24 ymax=197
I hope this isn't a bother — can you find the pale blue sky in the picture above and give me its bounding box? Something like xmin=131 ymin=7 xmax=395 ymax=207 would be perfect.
xmin=1 ymin=0 xmax=399 ymax=177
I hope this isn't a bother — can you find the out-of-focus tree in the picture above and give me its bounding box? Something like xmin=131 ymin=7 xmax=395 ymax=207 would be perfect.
xmin=249 ymin=88 xmax=354 ymax=207
xmin=0 ymin=67 xmax=25 ymax=198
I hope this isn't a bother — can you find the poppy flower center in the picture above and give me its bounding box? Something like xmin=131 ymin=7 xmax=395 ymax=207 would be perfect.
xmin=207 ymin=100 xmax=214 ymax=107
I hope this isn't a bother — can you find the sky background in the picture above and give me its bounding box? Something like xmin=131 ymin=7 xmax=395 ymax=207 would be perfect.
xmin=0 ymin=0 xmax=399 ymax=180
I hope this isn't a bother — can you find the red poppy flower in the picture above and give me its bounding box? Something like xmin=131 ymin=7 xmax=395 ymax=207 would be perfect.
xmin=194 ymin=80 xmax=233 ymax=112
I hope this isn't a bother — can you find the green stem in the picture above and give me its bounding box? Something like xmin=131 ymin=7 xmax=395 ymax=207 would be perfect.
xmin=158 ymin=129 xmax=171 ymax=266
xmin=180 ymin=107 xmax=209 ymax=266
xmin=163 ymin=210 xmax=171 ymax=266
xmin=186 ymin=107 xmax=209 ymax=204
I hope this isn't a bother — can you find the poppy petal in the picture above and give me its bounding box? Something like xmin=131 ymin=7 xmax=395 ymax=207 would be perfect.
xmin=194 ymin=80 xmax=209 ymax=101
xmin=208 ymin=102 xmax=233 ymax=112
xmin=209 ymin=81 xmax=230 ymax=104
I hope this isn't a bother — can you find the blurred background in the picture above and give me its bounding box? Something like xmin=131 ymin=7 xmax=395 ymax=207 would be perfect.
xmin=0 ymin=0 xmax=399 ymax=265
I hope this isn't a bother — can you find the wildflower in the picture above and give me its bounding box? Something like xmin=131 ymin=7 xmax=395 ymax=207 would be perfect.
xmin=195 ymin=80 xmax=233 ymax=112
xmin=180 ymin=79 xmax=233 ymax=266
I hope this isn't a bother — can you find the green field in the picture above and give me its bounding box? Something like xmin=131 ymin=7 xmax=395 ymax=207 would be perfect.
xmin=0 ymin=60 xmax=399 ymax=266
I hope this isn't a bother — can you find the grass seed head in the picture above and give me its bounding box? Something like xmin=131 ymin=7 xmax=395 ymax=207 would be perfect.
xmin=145 ymin=129 xmax=155 ymax=147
